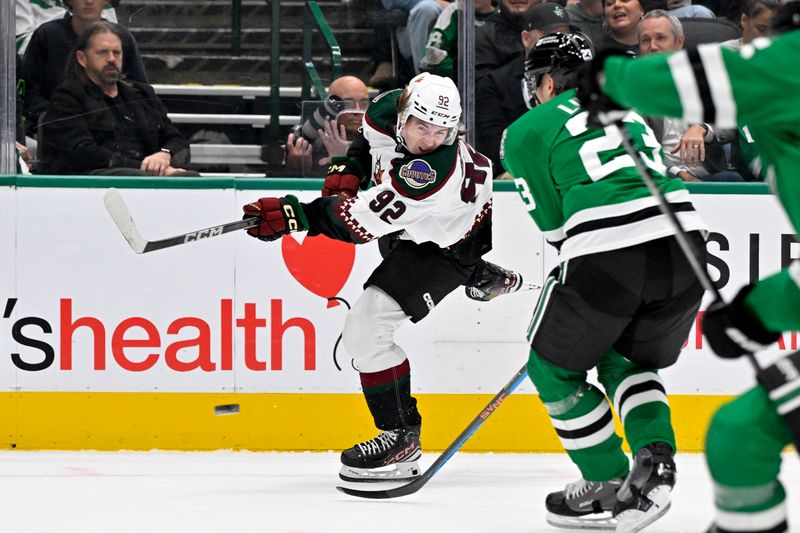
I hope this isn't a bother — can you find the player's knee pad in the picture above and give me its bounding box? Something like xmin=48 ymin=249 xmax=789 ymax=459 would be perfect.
xmin=343 ymin=286 xmax=409 ymax=373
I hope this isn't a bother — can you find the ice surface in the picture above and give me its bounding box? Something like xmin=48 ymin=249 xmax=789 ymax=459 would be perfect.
xmin=1 ymin=451 xmax=798 ymax=532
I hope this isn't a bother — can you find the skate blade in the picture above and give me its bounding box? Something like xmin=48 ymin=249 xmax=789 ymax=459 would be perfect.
xmin=546 ymin=511 xmax=617 ymax=530
xmin=615 ymin=486 xmax=672 ymax=533
xmin=338 ymin=460 xmax=421 ymax=483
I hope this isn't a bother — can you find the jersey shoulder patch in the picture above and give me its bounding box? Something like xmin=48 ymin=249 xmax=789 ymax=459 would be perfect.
xmin=389 ymin=143 xmax=459 ymax=199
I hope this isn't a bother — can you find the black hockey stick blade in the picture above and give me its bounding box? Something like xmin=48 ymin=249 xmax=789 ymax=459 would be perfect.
xmin=103 ymin=188 xmax=259 ymax=254
xmin=336 ymin=364 xmax=528 ymax=499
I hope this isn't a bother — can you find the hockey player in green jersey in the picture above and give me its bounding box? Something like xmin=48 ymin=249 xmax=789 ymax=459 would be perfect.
xmin=501 ymin=33 xmax=708 ymax=532
xmin=577 ymin=2 xmax=800 ymax=532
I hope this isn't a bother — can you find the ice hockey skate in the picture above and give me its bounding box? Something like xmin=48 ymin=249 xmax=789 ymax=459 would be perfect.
xmin=339 ymin=426 xmax=422 ymax=482
xmin=614 ymin=443 xmax=676 ymax=533
xmin=465 ymin=261 xmax=534 ymax=302
xmin=545 ymin=477 xmax=624 ymax=530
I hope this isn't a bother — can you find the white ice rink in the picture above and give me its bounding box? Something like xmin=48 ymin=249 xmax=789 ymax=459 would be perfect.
xmin=2 ymin=451 xmax=799 ymax=532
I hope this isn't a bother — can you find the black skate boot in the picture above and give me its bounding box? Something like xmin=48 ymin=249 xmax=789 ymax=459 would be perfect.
xmin=614 ymin=442 xmax=676 ymax=532
xmin=545 ymin=477 xmax=624 ymax=530
xmin=339 ymin=425 xmax=421 ymax=482
xmin=465 ymin=261 xmax=528 ymax=302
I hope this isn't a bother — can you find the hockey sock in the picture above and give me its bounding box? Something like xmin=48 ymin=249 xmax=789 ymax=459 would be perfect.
xmin=359 ymin=359 xmax=422 ymax=430
xmin=528 ymin=349 xmax=629 ymax=481
xmin=597 ymin=355 xmax=674 ymax=453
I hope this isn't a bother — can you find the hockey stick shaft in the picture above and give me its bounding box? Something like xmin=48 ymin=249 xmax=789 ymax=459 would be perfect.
xmin=103 ymin=188 xmax=259 ymax=254
xmin=336 ymin=364 xmax=528 ymax=499
xmin=614 ymin=121 xmax=761 ymax=372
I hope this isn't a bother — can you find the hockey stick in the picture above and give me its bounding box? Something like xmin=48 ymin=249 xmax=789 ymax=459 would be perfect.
xmin=613 ymin=120 xmax=761 ymax=373
xmin=616 ymin=120 xmax=800 ymax=455
xmin=103 ymin=188 xmax=258 ymax=254
xmin=336 ymin=364 xmax=528 ymax=499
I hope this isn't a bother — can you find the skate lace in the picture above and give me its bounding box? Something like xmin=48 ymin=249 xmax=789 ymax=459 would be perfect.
xmin=564 ymin=478 xmax=594 ymax=500
xmin=356 ymin=430 xmax=399 ymax=456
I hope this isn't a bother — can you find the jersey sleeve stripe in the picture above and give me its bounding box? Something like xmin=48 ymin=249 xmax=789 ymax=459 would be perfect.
xmin=698 ymin=44 xmax=737 ymax=129
xmin=686 ymin=47 xmax=717 ymax=125
xmin=667 ymin=50 xmax=704 ymax=124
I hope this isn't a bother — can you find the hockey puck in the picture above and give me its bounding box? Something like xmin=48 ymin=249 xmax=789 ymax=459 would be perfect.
xmin=214 ymin=403 xmax=240 ymax=416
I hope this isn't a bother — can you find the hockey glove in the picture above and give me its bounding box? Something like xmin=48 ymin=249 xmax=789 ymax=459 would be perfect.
xmin=702 ymin=284 xmax=781 ymax=359
xmin=575 ymin=48 xmax=629 ymax=129
xmin=322 ymin=156 xmax=366 ymax=198
xmin=242 ymin=195 xmax=308 ymax=242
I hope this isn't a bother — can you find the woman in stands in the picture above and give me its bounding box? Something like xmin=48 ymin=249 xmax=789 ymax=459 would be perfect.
xmin=721 ymin=0 xmax=780 ymax=49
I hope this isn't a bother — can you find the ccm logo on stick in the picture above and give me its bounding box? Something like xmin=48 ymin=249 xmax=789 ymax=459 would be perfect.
xmin=184 ymin=226 xmax=224 ymax=242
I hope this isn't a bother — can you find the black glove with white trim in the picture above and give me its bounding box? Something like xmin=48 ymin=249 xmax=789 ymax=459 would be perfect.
xmin=702 ymin=284 xmax=781 ymax=359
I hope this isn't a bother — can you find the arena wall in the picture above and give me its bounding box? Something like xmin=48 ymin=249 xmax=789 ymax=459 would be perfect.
xmin=0 ymin=177 xmax=794 ymax=452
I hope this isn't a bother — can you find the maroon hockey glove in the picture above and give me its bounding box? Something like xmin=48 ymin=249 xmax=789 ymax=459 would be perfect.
xmin=322 ymin=156 xmax=365 ymax=198
xmin=702 ymin=284 xmax=781 ymax=359
xmin=242 ymin=195 xmax=308 ymax=242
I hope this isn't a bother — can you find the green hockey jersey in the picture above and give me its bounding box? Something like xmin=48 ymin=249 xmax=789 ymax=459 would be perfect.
xmin=602 ymin=31 xmax=800 ymax=332
xmin=501 ymin=89 xmax=706 ymax=263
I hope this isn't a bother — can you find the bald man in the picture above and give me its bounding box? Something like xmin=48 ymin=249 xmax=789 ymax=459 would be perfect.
xmin=284 ymin=75 xmax=370 ymax=176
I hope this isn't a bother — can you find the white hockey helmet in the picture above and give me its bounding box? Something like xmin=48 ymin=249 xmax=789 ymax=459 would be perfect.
xmin=396 ymin=72 xmax=462 ymax=147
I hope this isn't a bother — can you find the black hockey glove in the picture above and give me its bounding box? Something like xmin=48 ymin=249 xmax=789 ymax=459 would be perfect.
xmin=702 ymin=284 xmax=781 ymax=359
xmin=575 ymin=48 xmax=630 ymax=129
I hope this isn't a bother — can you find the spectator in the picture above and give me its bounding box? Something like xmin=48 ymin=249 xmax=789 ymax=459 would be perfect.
xmin=594 ymin=0 xmax=644 ymax=54
xmin=22 ymin=0 xmax=146 ymax=133
xmin=566 ymin=0 xmax=605 ymax=45
xmin=15 ymin=0 xmax=119 ymax=54
xmin=721 ymin=0 xmax=779 ymax=182
xmin=420 ymin=0 xmax=499 ymax=81
xmin=721 ymin=0 xmax=779 ymax=49
xmin=476 ymin=0 xmax=541 ymax=81
xmin=38 ymin=21 xmax=196 ymax=177
xmin=380 ymin=0 xmax=447 ymax=80
xmin=638 ymin=10 xmax=741 ymax=182
xmin=16 ymin=55 xmax=32 ymax=173
xmin=476 ymin=2 xmax=573 ymax=170
xmin=284 ymin=76 xmax=370 ymax=177
xmin=666 ymin=0 xmax=716 ymax=18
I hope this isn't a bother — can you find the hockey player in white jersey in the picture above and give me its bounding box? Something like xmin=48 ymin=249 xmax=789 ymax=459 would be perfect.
xmin=241 ymin=73 xmax=524 ymax=481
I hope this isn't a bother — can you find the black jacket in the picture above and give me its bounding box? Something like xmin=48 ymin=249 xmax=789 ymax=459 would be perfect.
xmin=475 ymin=9 xmax=525 ymax=82
xmin=475 ymin=53 xmax=530 ymax=171
xmin=39 ymin=78 xmax=189 ymax=175
xmin=22 ymin=16 xmax=147 ymax=128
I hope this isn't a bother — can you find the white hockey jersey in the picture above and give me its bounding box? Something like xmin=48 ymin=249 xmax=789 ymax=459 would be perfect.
xmin=329 ymin=89 xmax=493 ymax=248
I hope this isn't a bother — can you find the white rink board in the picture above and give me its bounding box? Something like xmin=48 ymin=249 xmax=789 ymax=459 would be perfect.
xmin=0 ymin=186 xmax=16 ymax=390
xmin=1 ymin=185 xmax=796 ymax=394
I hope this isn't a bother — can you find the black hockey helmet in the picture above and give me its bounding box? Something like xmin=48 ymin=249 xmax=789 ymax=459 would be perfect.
xmin=524 ymin=32 xmax=594 ymax=99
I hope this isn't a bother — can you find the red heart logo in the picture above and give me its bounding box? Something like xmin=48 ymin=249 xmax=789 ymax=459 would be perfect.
xmin=281 ymin=235 xmax=356 ymax=307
